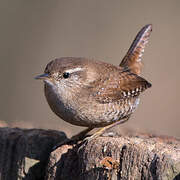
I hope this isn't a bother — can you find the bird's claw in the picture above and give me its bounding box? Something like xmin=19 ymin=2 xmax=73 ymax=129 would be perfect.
xmin=77 ymin=134 xmax=98 ymax=152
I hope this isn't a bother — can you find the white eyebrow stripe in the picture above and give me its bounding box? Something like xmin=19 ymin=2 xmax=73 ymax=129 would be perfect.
xmin=65 ymin=67 xmax=84 ymax=74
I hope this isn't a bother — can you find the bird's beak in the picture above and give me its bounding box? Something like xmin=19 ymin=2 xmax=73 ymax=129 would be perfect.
xmin=34 ymin=73 xmax=49 ymax=80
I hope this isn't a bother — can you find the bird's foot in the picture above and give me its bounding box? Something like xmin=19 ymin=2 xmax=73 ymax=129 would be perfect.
xmin=52 ymin=127 xmax=94 ymax=151
xmin=78 ymin=130 xmax=102 ymax=152
xmin=78 ymin=117 xmax=131 ymax=152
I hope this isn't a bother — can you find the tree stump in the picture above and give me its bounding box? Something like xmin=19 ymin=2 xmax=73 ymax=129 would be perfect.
xmin=0 ymin=127 xmax=179 ymax=180
xmin=0 ymin=127 xmax=66 ymax=180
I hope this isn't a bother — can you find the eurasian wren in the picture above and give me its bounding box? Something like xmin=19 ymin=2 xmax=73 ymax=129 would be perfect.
xmin=35 ymin=24 xmax=152 ymax=139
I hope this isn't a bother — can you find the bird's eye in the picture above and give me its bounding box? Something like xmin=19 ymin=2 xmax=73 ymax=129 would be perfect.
xmin=63 ymin=72 xmax=70 ymax=79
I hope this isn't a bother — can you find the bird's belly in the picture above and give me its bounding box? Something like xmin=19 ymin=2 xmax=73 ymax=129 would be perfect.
xmin=45 ymin=84 xmax=140 ymax=127
xmin=76 ymin=97 xmax=140 ymax=127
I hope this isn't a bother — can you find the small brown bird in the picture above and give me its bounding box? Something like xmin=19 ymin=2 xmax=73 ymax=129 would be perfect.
xmin=35 ymin=24 xmax=152 ymax=141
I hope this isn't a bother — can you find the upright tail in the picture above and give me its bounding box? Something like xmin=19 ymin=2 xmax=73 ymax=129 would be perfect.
xmin=120 ymin=24 xmax=152 ymax=75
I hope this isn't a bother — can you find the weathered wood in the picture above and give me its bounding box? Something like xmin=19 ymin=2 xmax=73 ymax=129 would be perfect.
xmin=0 ymin=127 xmax=66 ymax=180
xmin=46 ymin=132 xmax=180 ymax=180
xmin=0 ymin=127 xmax=179 ymax=180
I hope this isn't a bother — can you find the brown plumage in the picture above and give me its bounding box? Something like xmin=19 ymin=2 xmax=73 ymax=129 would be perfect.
xmin=120 ymin=24 xmax=152 ymax=75
xmin=35 ymin=24 xmax=152 ymax=139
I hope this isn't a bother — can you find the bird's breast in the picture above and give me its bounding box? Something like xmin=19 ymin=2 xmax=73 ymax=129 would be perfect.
xmin=44 ymin=82 xmax=140 ymax=127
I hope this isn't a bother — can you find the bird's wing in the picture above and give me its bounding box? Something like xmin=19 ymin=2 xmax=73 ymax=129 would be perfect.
xmin=120 ymin=24 xmax=152 ymax=75
xmin=91 ymin=69 xmax=151 ymax=104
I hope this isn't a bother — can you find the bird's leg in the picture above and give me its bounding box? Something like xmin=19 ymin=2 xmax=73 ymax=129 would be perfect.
xmin=71 ymin=127 xmax=94 ymax=141
xmin=54 ymin=116 xmax=130 ymax=150
xmin=78 ymin=116 xmax=131 ymax=152
xmin=52 ymin=127 xmax=94 ymax=150
xmin=82 ymin=115 xmax=130 ymax=143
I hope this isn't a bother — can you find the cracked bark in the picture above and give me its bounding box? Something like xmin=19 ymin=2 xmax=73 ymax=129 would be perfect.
xmin=0 ymin=127 xmax=179 ymax=180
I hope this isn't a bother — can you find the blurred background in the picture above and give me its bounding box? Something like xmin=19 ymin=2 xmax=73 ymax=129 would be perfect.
xmin=0 ymin=0 xmax=179 ymax=137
